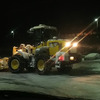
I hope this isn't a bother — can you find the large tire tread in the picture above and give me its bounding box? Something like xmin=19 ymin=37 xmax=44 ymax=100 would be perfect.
xmin=34 ymin=54 xmax=51 ymax=75
xmin=8 ymin=55 xmax=25 ymax=73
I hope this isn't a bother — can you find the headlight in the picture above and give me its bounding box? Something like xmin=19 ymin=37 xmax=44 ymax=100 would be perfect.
xmin=73 ymin=42 xmax=78 ymax=47
xmin=65 ymin=42 xmax=71 ymax=47
xmin=70 ymin=56 xmax=75 ymax=60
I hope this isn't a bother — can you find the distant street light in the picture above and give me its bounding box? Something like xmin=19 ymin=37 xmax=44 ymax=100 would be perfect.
xmin=11 ymin=30 xmax=15 ymax=38
xmin=94 ymin=16 xmax=100 ymax=29
xmin=94 ymin=17 xmax=100 ymax=34
xmin=95 ymin=18 xmax=98 ymax=22
xmin=95 ymin=18 xmax=98 ymax=28
xmin=11 ymin=30 xmax=14 ymax=34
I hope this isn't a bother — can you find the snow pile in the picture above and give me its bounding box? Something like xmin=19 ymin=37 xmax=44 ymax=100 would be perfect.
xmin=84 ymin=53 xmax=100 ymax=60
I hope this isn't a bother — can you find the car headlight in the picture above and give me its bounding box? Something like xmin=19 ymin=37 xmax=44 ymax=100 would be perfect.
xmin=65 ymin=42 xmax=71 ymax=47
xmin=73 ymin=42 xmax=78 ymax=47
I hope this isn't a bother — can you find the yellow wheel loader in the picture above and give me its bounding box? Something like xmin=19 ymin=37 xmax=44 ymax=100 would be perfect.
xmin=8 ymin=24 xmax=82 ymax=75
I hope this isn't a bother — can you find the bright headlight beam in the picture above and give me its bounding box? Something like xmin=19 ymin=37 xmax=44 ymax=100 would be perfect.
xmin=45 ymin=29 xmax=94 ymax=65
xmin=70 ymin=21 xmax=95 ymax=43
xmin=73 ymin=42 xmax=78 ymax=47
xmin=45 ymin=30 xmax=94 ymax=64
xmin=53 ymin=21 xmax=95 ymax=54
xmin=65 ymin=42 xmax=71 ymax=47
xmin=62 ymin=29 xmax=94 ymax=57
xmin=45 ymin=20 xmax=95 ymax=64
xmin=77 ymin=29 xmax=94 ymax=43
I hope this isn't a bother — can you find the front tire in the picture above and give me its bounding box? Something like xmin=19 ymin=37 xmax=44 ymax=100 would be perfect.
xmin=35 ymin=55 xmax=51 ymax=75
xmin=8 ymin=55 xmax=25 ymax=73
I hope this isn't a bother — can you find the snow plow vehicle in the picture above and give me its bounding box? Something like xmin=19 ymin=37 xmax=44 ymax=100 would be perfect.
xmin=8 ymin=24 xmax=82 ymax=75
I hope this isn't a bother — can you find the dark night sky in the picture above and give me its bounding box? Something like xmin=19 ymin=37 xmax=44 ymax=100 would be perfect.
xmin=1 ymin=0 xmax=100 ymax=48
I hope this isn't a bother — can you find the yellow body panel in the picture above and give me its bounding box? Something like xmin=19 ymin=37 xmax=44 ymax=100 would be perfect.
xmin=13 ymin=46 xmax=18 ymax=55
xmin=49 ymin=45 xmax=59 ymax=56
xmin=0 ymin=57 xmax=9 ymax=70
xmin=47 ymin=39 xmax=68 ymax=56
xmin=12 ymin=39 xmax=77 ymax=57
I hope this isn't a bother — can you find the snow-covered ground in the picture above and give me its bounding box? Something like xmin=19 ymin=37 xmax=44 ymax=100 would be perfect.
xmin=84 ymin=53 xmax=100 ymax=60
xmin=0 ymin=57 xmax=100 ymax=100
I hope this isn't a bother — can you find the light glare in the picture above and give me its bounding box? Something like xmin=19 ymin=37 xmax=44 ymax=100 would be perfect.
xmin=95 ymin=18 xmax=98 ymax=22
xmin=65 ymin=42 xmax=71 ymax=47
xmin=73 ymin=42 xmax=78 ymax=47
xmin=70 ymin=56 xmax=74 ymax=60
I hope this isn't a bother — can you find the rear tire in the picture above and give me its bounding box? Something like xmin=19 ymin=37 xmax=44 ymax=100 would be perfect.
xmin=8 ymin=55 xmax=25 ymax=73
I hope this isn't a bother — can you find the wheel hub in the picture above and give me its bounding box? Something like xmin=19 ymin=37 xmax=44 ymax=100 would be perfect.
xmin=37 ymin=60 xmax=45 ymax=71
xmin=11 ymin=59 xmax=19 ymax=70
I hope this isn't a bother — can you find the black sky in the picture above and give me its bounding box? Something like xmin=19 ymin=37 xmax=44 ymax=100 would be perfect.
xmin=1 ymin=0 xmax=100 ymax=47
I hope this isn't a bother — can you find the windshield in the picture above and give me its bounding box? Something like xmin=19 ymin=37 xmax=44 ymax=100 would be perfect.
xmin=1 ymin=1 xmax=100 ymax=100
